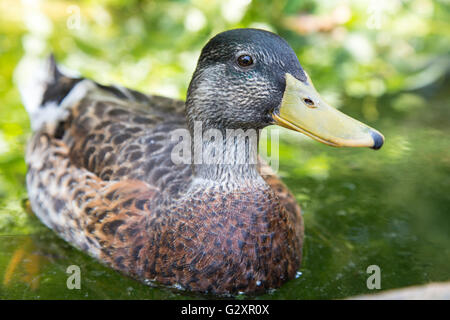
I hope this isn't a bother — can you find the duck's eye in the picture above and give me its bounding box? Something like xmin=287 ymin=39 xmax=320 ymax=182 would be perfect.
xmin=303 ymin=98 xmax=315 ymax=106
xmin=237 ymin=55 xmax=254 ymax=67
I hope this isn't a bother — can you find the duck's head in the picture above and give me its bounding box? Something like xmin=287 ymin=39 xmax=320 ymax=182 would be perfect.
xmin=186 ymin=28 xmax=384 ymax=149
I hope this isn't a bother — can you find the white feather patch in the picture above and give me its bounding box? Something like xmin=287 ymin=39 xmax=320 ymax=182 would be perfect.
xmin=15 ymin=55 xmax=52 ymax=116
xmin=15 ymin=55 xmax=93 ymax=131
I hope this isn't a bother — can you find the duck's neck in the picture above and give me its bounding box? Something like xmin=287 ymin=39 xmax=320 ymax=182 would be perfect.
xmin=188 ymin=122 xmax=265 ymax=188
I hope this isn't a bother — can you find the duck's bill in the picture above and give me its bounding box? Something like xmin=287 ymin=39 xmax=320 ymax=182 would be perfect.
xmin=273 ymin=73 xmax=384 ymax=150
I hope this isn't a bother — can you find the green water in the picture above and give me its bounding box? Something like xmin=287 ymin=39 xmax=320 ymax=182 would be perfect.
xmin=0 ymin=84 xmax=448 ymax=300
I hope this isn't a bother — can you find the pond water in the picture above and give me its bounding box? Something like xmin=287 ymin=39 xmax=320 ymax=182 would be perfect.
xmin=0 ymin=81 xmax=448 ymax=300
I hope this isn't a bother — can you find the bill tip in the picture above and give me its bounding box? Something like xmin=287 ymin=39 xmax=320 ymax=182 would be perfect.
xmin=370 ymin=131 xmax=384 ymax=150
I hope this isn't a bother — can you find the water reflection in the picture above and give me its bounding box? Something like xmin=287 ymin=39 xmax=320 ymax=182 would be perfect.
xmin=3 ymin=238 xmax=42 ymax=290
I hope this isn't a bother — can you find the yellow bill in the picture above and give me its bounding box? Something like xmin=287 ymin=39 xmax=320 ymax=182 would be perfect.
xmin=273 ymin=73 xmax=384 ymax=150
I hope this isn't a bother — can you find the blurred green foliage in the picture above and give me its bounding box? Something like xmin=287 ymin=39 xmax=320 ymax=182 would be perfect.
xmin=0 ymin=0 xmax=449 ymax=299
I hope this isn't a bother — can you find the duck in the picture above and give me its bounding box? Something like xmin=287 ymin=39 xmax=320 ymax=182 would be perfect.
xmin=20 ymin=28 xmax=384 ymax=295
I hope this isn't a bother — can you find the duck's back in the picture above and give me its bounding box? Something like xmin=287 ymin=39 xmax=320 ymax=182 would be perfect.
xmin=63 ymin=85 xmax=192 ymax=194
xmin=24 ymin=58 xmax=192 ymax=254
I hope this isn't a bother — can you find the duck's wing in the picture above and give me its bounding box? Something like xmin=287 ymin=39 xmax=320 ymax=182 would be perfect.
xmin=62 ymin=83 xmax=192 ymax=193
xmin=23 ymin=57 xmax=191 ymax=260
xmin=23 ymin=57 xmax=192 ymax=191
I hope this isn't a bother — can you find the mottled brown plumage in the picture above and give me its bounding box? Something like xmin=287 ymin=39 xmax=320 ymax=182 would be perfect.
xmin=24 ymin=29 xmax=306 ymax=295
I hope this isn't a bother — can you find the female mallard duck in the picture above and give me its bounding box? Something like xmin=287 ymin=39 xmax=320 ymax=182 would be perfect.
xmin=22 ymin=29 xmax=384 ymax=295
